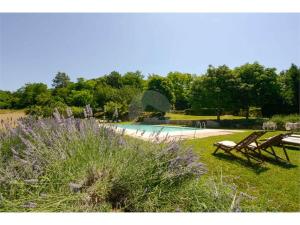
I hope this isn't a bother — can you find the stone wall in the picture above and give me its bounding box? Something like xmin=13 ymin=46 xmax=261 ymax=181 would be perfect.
xmin=142 ymin=117 xmax=265 ymax=129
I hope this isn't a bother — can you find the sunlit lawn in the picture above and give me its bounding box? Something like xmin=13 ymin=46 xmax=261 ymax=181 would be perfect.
xmin=184 ymin=131 xmax=300 ymax=211
xmin=165 ymin=113 xmax=255 ymax=121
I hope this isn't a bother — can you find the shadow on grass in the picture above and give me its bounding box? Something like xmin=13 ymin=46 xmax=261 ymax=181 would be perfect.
xmin=254 ymin=154 xmax=298 ymax=169
xmin=284 ymin=146 xmax=300 ymax=152
xmin=213 ymin=151 xmax=298 ymax=173
xmin=212 ymin=152 xmax=269 ymax=174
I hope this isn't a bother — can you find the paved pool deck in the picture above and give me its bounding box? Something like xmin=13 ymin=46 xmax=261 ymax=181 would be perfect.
xmin=112 ymin=125 xmax=245 ymax=142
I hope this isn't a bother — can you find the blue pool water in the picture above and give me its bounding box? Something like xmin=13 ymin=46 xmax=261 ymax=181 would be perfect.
xmin=116 ymin=124 xmax=201 ymax=133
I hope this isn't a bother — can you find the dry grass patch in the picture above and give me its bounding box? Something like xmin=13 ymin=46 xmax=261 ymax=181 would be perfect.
xmin=0 ymin=110 xmax=26 ymax=129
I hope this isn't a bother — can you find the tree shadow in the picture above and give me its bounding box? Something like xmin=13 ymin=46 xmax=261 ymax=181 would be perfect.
xmin=212 ymin=152 xmax=269 ymax=174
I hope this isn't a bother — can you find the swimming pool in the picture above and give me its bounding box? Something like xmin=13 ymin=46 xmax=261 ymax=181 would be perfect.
xmin=116 ymin=124 xmax=201 ymax=133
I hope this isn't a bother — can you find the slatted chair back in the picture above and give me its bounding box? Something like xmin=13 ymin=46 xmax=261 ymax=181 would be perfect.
xmin=235 ymin=131 xmax=266 ymax=151
xmin=258 ymin=133 xmax=284 ymax=149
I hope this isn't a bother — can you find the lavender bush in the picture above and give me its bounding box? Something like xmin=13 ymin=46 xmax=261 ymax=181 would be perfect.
xmin=0 ymin=106 xmax=238 ymax=212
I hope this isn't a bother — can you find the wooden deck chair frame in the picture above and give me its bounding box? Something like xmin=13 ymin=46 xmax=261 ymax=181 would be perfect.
xmin=247 ymin=133 xmax=290 ymax=162
xmin=213 ymin=131 xmax=267 ymax=163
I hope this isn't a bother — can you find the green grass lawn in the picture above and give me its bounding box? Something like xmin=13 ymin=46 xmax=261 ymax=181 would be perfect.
xmin=166 ymin=113 xmax=254 ymax=121
xmin=184 ymin=131 xmax=300 ymax=211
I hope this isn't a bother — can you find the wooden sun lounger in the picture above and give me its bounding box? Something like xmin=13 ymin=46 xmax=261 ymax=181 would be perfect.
xmin=282 ymin=136 xmax=300 ymax=147
xmin=247 ymin=133 xmax=290 ymax=162
xmin=213 ymin=131 xmax=267 ymax=163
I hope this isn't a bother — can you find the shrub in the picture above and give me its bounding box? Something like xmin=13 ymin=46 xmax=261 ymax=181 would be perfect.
xmin=26 ymin=104 xmax=86 ymax=118
xmin=185 ymin=108 xmax=221 ymax=116
xmin=104 ymin=101 xmax=128 ymax=120
xmin=238 ymin=107 xmax=262 ymax=118
xmin=0 ymin=107 xmax=240 ymax=212
xmin=249 ymin=107 xmax=262 ymax=117
xmin=269 ymin=114 xmax=300 ymax=129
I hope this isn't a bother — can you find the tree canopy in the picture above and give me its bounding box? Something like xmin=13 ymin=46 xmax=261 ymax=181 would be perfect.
xmin=0 ymin=63 xmax=299 ymax=119
xmin=52 ymin=72 xmax=71 ymax=88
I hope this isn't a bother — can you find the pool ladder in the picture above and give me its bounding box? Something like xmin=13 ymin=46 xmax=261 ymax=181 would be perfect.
xmin=196 ymin=121 xmax=206 ymax=129
xmin=194 ymin=121 xmax=206 ymax=138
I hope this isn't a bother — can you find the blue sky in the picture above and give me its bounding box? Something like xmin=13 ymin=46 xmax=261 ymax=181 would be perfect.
xmin=0 ymin=13 xmax=299 ymax=91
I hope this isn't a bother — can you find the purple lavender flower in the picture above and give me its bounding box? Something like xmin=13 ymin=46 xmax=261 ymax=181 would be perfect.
xmin=66 ymin=107 xmax=74 ymax=118
xmin=22 ymin=202 xmax=36 ymax=208
xmin=53 ymin=108 xmax=62 ymax=124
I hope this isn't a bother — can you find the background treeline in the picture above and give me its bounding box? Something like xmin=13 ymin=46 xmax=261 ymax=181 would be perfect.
xmin=0 ymin=62 xmax=299 ymax=119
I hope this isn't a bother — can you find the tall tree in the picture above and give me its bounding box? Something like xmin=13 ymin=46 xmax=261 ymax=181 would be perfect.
xmin=234 ymin=62 xmax=282 ymax=118
xmin=69 ymin=90 xmax=94 ymax=107
xmin=234 ymin=63 xmax=263 ymax=119
xmin=278 ymin=64 xmax=300 ymax=114
xmin=190 ymin=65 xmax=237 ymax=120
xmin=144 ymin=75 xmax=175 ymax=113
xmin=167 ymin=72 xmax=193 ymax=110
xmin=122 ymin=71 xmax=144 ymax=89
xmin=104 ymin=71 xmax=123 ymax=88
xmin=0 ymin=90 xmax=13 ymax=109
xmin=15 ymin=83 xmax=49 ymax=108
xmin=52 ymin=72 xmax=71 ymax=88
xmin=256 ymin=67 xmax=281 ymax=117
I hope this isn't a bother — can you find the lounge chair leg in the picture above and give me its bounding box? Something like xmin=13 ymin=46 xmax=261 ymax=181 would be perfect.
xmin=282 ymin=145 xmax=290 ymax=162
xmin=213 ymin=146 xmax=220 ymax=154
xmin=258 ymin=148 xmax=262 ymax=157
xmin=270 ymin=146 xmax=278 ymax=161
xmin=246 ymin=154 xmax=251 ymax=164
xmin=243 ymin=149 xmax=251 ymax=164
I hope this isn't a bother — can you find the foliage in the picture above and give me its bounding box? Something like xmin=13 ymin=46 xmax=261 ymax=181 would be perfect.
xmin=186 ymin=108 xmax=221 ymax=116
xmin=0 ymin=91 xmax=13 ymax=109
xmin=104 ymin=71 xmax=123 ymax=88
xmin=167 ymin=72 xmax=194 ymax=110
xmin=14 ymin=83 xmax=50 ymax=108
xmin=143 ymin=75 xmax=175 ymax=114
xmin=189 ymin=65 xmax=238 ymax=119
xmin=69 ymin=90 xmax=94 ymax=107
xmin=0 ymin=109 xmax=241 ymax=212
xmin=52 ymin=72 xmax=71 ymax=88
xmin=104 ymin=101 xmax=127 ymax=120
xmin=234 ymin=62 xmax=282 ymax=118
xmin=147 ymin=75 xmax=175 ymax=105
xmin=278 ymin=64 xmax=300 ymax=114
xmin=269 ymin=114 xmax=300 ymax=129
xmin=0 ymin=63 xmax=299 ymax=119
xmin=122 ymin=71 xmax=144 ymax=89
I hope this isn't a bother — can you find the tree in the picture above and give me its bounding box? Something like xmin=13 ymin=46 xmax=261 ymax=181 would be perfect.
xmin=36 ymin=92 xmax=52 ymax=106
xmin=122 ymin=71 xmax=144 ymax=89
xmin=278 ymin=64 xmax=300 ymax=114
xmin=104 ymin=71 xmax=123 ymax=88
xmin=52 ymin=72 xmax=71 ymax=88
xmin=94 ymin=83 xmax=119 ymax=108
xmin=0 ymin=90 xmax=13 ymax=109
xmin=118 ymin=86 xmax=141 ymax=105
xmin=74 ymin=77 xmax=96 ymax=91
xmin=15 ymin=83 xmax=49 ymax=108
xmin=256 ymin=68 xmax=281 ymax=117
xmin=167 ymin=72 xmax=193 ymax=110
xmin=234 ymin=62 xmax=282 ymax=118
xmin=104 ymin=101 xmax=127 ymax=120
xmin=69 ymin=90 xmax=94 ymax=107
xmin=190 ymin=65 xmax=238 ymax=120
xmin=144 ymin=75 xmax=175 ymax=114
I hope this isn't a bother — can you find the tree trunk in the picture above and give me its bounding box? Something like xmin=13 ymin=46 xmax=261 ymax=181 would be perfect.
xmin=217 ymin=108 xmax=220 ymax=121
xmin=246 ymin=107 xmax=249 ymax=120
